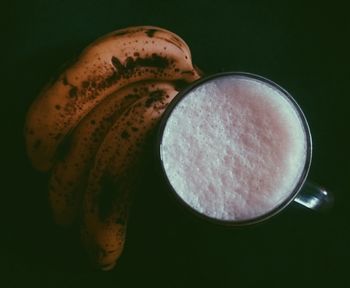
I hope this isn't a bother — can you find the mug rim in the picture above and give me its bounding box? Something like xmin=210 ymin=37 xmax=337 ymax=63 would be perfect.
xmin=156 ymin=71 xmax=313 ymax=227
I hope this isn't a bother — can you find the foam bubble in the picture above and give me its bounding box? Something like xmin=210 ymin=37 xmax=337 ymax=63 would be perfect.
xmin=160 ymin=75 xmax=307 ymax=221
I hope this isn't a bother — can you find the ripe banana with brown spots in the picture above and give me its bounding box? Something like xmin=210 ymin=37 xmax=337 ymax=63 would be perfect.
xmin=81 ymin=82 xmax=180 ymax=270
xmin=25 ymin=25 xmax=200 ymax=172
xmin=49 ymin=80 xmax=176 ymax=227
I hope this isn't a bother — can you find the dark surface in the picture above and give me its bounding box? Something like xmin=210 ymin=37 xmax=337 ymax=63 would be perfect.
xmin=5 ymin=0 xmax=349 ymax=287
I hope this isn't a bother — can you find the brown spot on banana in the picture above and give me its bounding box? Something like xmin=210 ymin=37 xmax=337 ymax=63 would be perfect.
xmin=145 ymin=28 xmax=157 ymax=37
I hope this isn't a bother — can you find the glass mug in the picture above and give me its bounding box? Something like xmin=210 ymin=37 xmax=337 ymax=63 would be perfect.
xmin=156 ymin=72 xmax=333 ymax=226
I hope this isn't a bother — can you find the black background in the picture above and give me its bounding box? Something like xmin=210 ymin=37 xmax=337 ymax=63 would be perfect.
xmin=5 ymin=0 xmax=349 ymax=287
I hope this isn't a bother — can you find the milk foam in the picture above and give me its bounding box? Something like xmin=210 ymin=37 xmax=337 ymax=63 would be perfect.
xmin=160 ymin=75 xmax=307 ymax=221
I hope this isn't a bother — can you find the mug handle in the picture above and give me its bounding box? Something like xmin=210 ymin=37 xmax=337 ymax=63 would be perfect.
xmin=294 ymin=181 xmax=334 ymax=212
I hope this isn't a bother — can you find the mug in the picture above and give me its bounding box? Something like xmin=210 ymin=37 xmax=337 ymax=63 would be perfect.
xmin=156 ymin=72 xmax=333 ymax=226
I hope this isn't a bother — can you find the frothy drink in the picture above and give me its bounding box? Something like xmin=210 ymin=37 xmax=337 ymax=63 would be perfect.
xmin=160 ymin=74 xmax=308 ymax=222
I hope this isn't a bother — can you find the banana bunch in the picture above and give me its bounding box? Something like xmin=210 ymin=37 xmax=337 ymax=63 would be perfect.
xmin=25 ymin=26 xmax=201 ymax=270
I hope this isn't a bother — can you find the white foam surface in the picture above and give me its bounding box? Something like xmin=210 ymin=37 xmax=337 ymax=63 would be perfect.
xmin=160 ymin=75 xmax=307 ymax=221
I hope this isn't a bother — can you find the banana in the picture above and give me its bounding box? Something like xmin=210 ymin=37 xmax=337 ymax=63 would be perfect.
xmin=25 ymin=25 xmax=200 ymax=172
xmin=81 ymin=172 xmax=132 ymax=271
xmin=49 ymin=80 xmax=173 ymax=227
xmin=81 ymin=82 xmax=180 ymax=270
